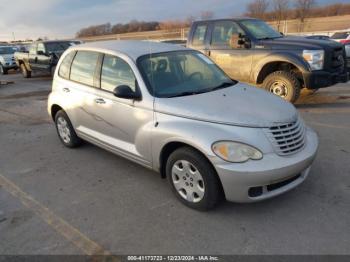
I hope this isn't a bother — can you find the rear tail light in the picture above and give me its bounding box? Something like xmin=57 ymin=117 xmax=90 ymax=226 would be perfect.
xmin=340 ymin=39 xmax=350 ymax=45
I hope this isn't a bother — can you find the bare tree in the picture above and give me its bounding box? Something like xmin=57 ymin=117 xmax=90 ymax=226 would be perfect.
xmin=246 ymin=0 xmax=270 ymax=19
xmin=200 ymin=11 xmax=214 ymax=20
xmin=295 ymin=0 xmax=316 ymax=22
xmin=273 ymin=0 xmax=289 ymax=22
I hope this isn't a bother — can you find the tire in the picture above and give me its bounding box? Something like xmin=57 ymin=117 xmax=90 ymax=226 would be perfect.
xmin=0 ymin=64 xmax=8 ymax=75
xmin=166 ymin=147 xmax=223 ymax=211
xmin=50 ymin=66 xmax=56 ymax=77
xmin=20 ymin=63 xmax=31 ymax=78
xmin=262 ymin=71 xmax=301 ymax=103
xmin=54 ymin=110 xmax=82 ymax=148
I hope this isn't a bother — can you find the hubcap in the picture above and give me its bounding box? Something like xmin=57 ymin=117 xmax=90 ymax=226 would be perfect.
xmin=269 ymin=80 xmax=288 ymax=98
xmin=56 ymin=117 xmax=71 ymax=144
xmin=171 ymin=160 xmax=205 ymax=203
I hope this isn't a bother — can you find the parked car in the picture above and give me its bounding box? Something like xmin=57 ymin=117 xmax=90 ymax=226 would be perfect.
xmin=0 ymin=46 xmax=18 ymax=75
xmin=15 ymin=40 xmax=72 ymax=78
xmin=305 ymin=35 xmax=331 ymax=41
xmin=330 ymin=31 xmax=350 ymax=44
xmin=48 ymin=40 xmax=318 ymax=210
xmin=187 ymin=18 xmax=349 ymax=103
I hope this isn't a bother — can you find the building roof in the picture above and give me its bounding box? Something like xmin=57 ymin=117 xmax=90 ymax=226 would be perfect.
xmin=74 ymin=40 xmax=189 ymax=61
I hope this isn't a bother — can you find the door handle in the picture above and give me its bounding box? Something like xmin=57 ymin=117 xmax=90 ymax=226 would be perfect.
xmin=62 ymin=88 xmax=70 ymax=93
xmin=94 ymin=98 xmax=106 ymax=104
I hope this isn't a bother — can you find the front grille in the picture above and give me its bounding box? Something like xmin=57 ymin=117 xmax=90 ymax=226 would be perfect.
xmin=329 ymin=47 xmax=346 ymax=72
xmin=267 ymin=174 xmax=301 ymax=192
xmin=265 ymin=117 xmax=306 ymax=156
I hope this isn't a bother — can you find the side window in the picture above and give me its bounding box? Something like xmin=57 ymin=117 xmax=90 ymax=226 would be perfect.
xmin=211 ymin=21 xmax=244 ymax=46
xmin=192 ymin=24 xmax=207 ymax=46
xmin=37 ymin=43 xmax=46 ymax=54
xmin=101 ymin=54 xmax=136 ymax=92
xmin=29 ymin=45 xmax=37 ymax=55
xmin=58 ymin=51 xmax=76 ymax=79
xmin=70 ymin=51 xmax=99 ymax=87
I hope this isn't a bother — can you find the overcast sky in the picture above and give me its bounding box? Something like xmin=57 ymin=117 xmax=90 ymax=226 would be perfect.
xmin=0 ymin=0 xmax=348 ymax=41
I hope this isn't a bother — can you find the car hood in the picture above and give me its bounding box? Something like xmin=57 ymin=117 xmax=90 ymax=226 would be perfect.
xmin=154 ymin=83 xmax=297 ymax=128
xmin=0 ymin=54 xmax=14 ymax=61
xmin=261 ymin=36 xmax=343 ymax=51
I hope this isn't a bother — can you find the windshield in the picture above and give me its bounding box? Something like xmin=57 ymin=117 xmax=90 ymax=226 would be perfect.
xmin=241 ymin=19 xmax=282 ymax=40
xmin=331 ymin=32 xmax=349 ymax=40
xmin=137 ymin=51 xmax=236 ymax=98
xmin=0 ymin=47 xmax=15 ymax=55
xmin=45 ymin=42 xmax=71 ymax=53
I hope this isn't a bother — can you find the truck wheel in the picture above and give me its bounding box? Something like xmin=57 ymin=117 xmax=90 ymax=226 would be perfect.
xmin=20 ymin=64 xmax=31 ymax=78
xmin=166 ymin=147 xmax=223 ymax=211
xmin=50 ymin=66 xmax=56 ymax=77
xmin=263 ymin=71 xmax=301 ymax=103
xmin=0 ymin=64 xmax=8 ymax=75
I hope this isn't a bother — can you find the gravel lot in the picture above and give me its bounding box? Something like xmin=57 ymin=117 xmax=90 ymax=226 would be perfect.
xmin=0 ymin=72 xmax=349 ymax=255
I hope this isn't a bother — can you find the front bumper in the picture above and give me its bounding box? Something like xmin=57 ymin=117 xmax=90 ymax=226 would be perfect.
xmin=2 ymin=61 xmax=18 ymax=70
xmin=303 ymin=70 xmax=349 ymax=89
xmin=213 ymin=128 xmax=318 ymax=203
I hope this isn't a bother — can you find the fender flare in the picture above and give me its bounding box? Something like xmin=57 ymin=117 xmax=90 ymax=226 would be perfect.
xmin=253 ymin=52 xmax=310 ymax=84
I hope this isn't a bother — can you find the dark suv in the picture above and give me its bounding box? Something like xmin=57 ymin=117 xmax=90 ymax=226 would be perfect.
xmin=187 ymin=18 xmax=349 ymax=102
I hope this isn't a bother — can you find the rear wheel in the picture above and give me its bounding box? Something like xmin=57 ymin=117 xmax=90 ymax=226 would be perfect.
xmin=0 ymin=64 xmax=8 ymax=75
xmin=54 ymin=110 xmax=82 ymax=148
xmin=20 ymin=63 xmax=31 ymax=78
xmin=166 ymin=147 xmax=223 ymax=211
xmin=263 ymin=71 xmax=301 ymax=103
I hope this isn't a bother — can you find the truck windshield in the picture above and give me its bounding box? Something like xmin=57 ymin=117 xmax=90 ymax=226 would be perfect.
xmin=46 ymin=42 xmax=71 ymax=53
xmin=241 ymin=20 xmax=282 ymax=40
xmin=137 ymin=51 xmax=236 ymax=98
xmin=0 ymin=47 xmax=15 ymax=54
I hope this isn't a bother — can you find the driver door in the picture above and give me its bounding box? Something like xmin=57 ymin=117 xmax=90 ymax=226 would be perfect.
xmin=207 ymin=21 xmax=253 ymax=83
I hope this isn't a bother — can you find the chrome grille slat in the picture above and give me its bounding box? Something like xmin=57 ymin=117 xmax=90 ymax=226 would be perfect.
xmin=266 ymin=117 xmax=306 ymax=156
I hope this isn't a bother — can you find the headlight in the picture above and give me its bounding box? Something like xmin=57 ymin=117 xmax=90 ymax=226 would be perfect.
xmin=212 ymin=141 xmax=263 ymax=163
xmin=302 ymin=50 xmax=324 ymax=71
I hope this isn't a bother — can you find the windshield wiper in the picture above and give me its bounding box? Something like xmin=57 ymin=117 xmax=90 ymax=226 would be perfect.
xmin=166 ymin=81 xmax=236 ymax=98
xmin=166 ymin=91 xmax=206 ymax=98
xmin=258 ymin=36 xmax=282 ymax=40
xmin=210 ymin=81 xmax=236 ymax=91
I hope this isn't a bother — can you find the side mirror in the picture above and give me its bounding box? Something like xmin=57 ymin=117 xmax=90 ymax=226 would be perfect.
xmin=113 ymin=85 xmax=141 ymax=100
xmin=37 ymin=50 xmax=46 ymax=56
xmin=230 ymin=33 xmax=247 ymax=49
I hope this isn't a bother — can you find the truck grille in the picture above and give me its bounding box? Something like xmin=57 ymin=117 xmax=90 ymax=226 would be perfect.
xmin=330 ymin=47 xmax=346 ymax=71
xmin=265 ymin=118 xmax=306 ymax=156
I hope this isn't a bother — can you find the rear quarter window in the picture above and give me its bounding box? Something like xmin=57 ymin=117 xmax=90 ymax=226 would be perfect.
xmin=192 ymin=24 xmax=207 ymax=46
xmin=58 ymin=51 xmax=76 ymax=79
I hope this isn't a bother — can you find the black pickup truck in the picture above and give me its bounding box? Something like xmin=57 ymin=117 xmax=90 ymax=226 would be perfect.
xmin=187 ymin=18 xmax=349 ymax=102
xmin=15 ymin=40 xmax=73 ymax=78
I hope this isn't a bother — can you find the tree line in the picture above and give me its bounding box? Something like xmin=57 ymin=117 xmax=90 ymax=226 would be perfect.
xmin=76 ymin=1 xmax=350 ymax=37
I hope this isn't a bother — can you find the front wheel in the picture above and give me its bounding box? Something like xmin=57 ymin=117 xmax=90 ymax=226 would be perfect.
xmin=262 ymin=71 xmax=301 ymax=103
xmin=0 ymin=64 xmax=8 ymax=75
xmin=166 ymin=147 xmax=223 ymax=211
xmin=20 ymin=64 xmax=31 ymax=78
xmin=50 ymin=66 xmax=56 ymax=77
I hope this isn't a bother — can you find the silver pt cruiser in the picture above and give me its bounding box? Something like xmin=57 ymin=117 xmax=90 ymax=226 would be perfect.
xmin=48 ymin=41 xmax=318 ymax=210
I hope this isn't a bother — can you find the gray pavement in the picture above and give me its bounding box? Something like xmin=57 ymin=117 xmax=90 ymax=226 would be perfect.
xmin=0 ymin=72 xmax=349 ymax=255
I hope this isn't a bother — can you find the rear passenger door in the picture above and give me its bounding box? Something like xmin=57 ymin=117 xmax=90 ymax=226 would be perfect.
xmin=85 ymin=54 xmax=153 ymax=165
xmin=207 ymin=21 xmax=253 ymax=83
xmin=65 ymin=50 xmax=101 ymax=132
